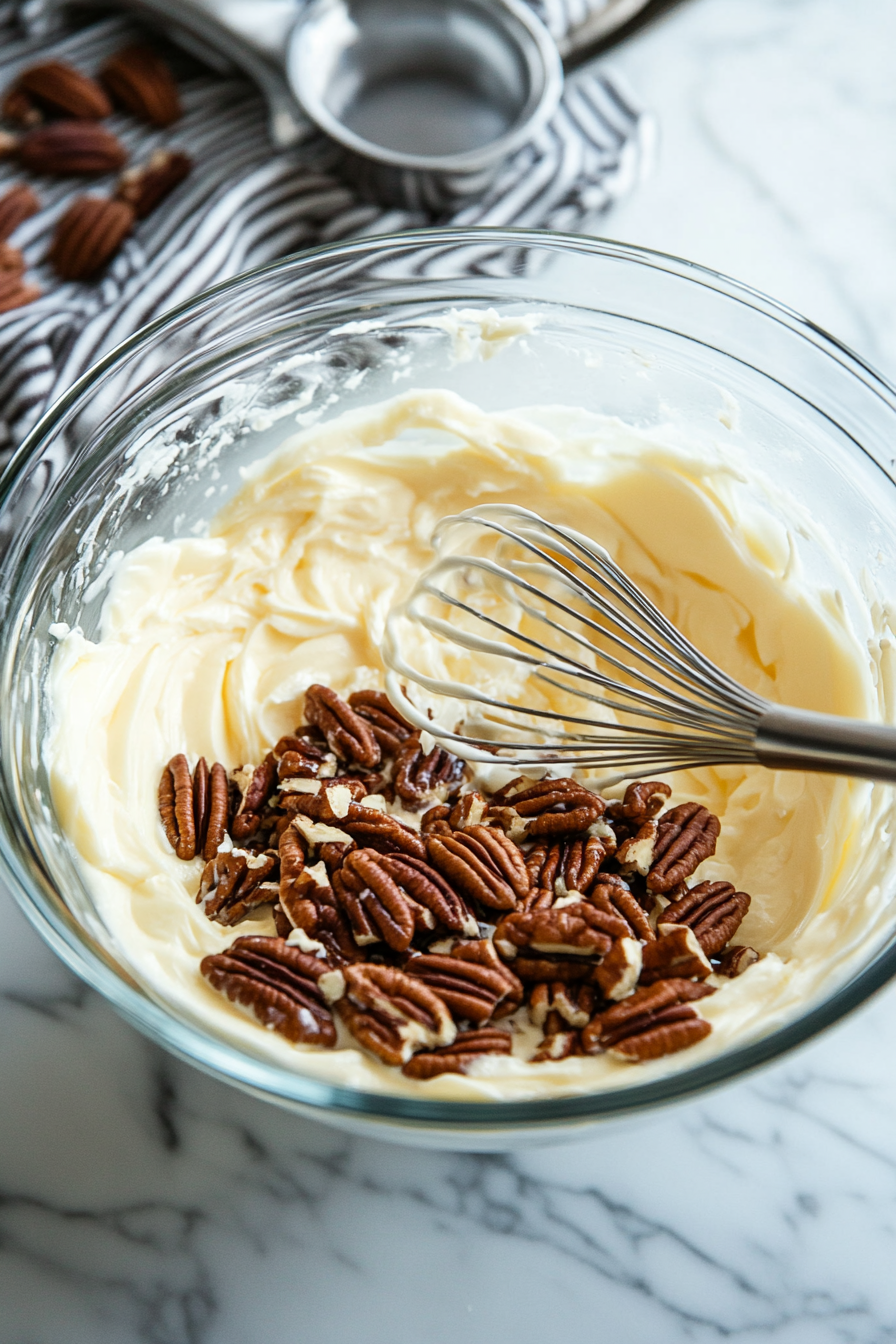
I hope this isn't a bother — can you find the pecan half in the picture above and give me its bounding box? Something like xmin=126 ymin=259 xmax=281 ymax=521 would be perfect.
xmin=394 ymin=734 xmax=465 ymax=808
xmin=116 ymin=148 xmax=191 ymax=218
xmin=525 ymin=835 xmax=606 ymax=898
xmin=282 ymin=778 xmax=368 ymax=825
xmin=337 ymin=963 xmax=455 ymax=1065
xmin=100 ymin=45 xmax=182 ymax=126
xmin=304 ymin=684 xmax=380 ymax=769
xmin=494 ymin=902 xmax=625 ymax=961
xmin=639 ymin=925 xmax=713 ymax=985
xmin=347 ymin=689 xmax=414 ymax=755
xmin=405 ymin=950 xmax=516 ymax=1025
xmin=612 ymin=779 xmax=672 ymax=825
xmin=49 ymin=196 xmax=134 ymax=280
xmin=529 ymin=980 xmax=596 ymax=1029
xmin=489 ymin=776 xmax=605 ymax=839
xmin=420 ymin=803 xmax=452 ymax=836
xmin=658 ymin=880 xmax=750 ymax=957
xmin=333 ymin=848 xmax=424 ymax=951
xmin=447 ymin=938 xmax=524 ymax=1017
xmin=18 ymin=121 xmax=128 ymax=175
xmin=582 ymin=978 xmax=715 ymax=1061
xmin=589 ymin=880 xmax=654 ymax=943
xmin=448 ymin=791 xmax=490 ymax=829
xmin=647 ymin=803 xmax=721 ymax=893
xmin=716 ymin=945 xmax=760 ymax=978
xmin=197 ymin=849 xmax=278 ymax=925
xmin=0 ymin=183 xmax=39 ymax=241
xmin=593 ymin=936 xmax=643 ymax=1001
xmin=159 ymin=753 xmax=216 ymax=860
xmin=402 ymin=1027 xmax=511 ymax=1078
xmin=201 ymin=935 xmax=343 ymax=1045
xmin=427 ymin=825 xmax=529 ymax=912
xmin=340 ymin=802 xmax=427 ymax=859
xmin=375 ymin=853 xmax=478 ymax=936
xmin=278 ymin=821 xmax=307 ymax=903
xmin=0 ymin=268 xmax=39 ymax=312
xmin=275 ymin=733 xmax=328 ymax=779
xmin=531 ymin=1010 xmax=581 ymax=1062
xmin=16 ymin=61 xmax=112 ymax=120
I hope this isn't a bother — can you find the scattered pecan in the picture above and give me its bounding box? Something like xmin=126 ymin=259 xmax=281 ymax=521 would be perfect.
xmin=159 ymin=753 xmax=201 ymax=860
xmin=491 ymin=776 xmax=606 ymax=839
xmin=529 ymin=980 xmax=596 ymax=1029
xmin=304 ymin=683 xmax=380 ymax=768
xmin=197 ymin=849 xmax=278 ymax=925
xmin=647 ymin=803 xmax=720 ymax=893
xmin=333 ymin=848 xmax=425 ymax=951
xmin=16 ymin=61 xmax=112 ymax=120
xmin=2 ymin=86 xmax=41 ymax=127
xmin=0 ymin=183 xmax=39 ymax=240
xmin=337 ymin=963 xmax=455 ymax=1065
xmin=639 ymin=925 xmax=713 ymax=985
xmin=201 ymin=935 xmax=344 ymax=1045
xmin=657 ymin=880 xmax=750 ymax=957
xmin=347 ymin=689 xmax=414 ymax=755
xmin=531 ymin=1010 xmax=581 ymax=1062
xmin=18 ymin=121 xmax=128 ymax=175
xmin=48 ymin=196 xmax=134 ymax=280
xmin=525 ymin=835 xmax=606 ymax=898
xmin=427 ymin=824 xmax=529 ymax=912
xmin=589 ymin=879 xmax=654 ymax=942
xmin=116 ymin=148 xmax=191 ymax=218
xmin=100 ymin=45 xmax=182 ymax=126
xmin=582 ymin=978 xmax=715 ymax=1061
xmin=405 ymin=950 xmax=517 ymax=1025
xmin=402 ymin=1027 xmax=511 ymax=1078
xmin=374 ymin=853 xmax=478 ymax=936
xmin=494 ymin=902 xmax=626 ymax=961
xmin=612 ymin=780 xmax=672 ymax=825
xmin=0 ymin=265 xmax=37 ymax=312
xmin=716 ymin=945 xmax=760 ymax=977
xmin=394 ymin=734 xmax=465 ymax=808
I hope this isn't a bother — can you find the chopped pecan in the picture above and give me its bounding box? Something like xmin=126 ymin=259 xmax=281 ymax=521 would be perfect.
xmin=639 ymin=925 xmax=713 ymax=985
xmin=374 ymin=853 xmax=478 ymax=936
xmin=48 ymin=196 xmax=134 ymax=280
xmin=488 ymin=776 xmax=605 ymax=839
xmin=116 ymin=148 xmax=191 ymax=218
xmin=347 ymin=689 xmax=414 ymax=755
xmin=201 ymin=935 xmax=343 ymax=1045
xmin=658 ymin=880 xmax=750 ymax=957
xmin=612 ymin=780 xmax=672 ymax=824
xmin=427 ymin=824 xmax=529 ymax=912
xmin=405 ymin=950 xmax=516 ymax=1024
xmin=0 ymin=241 xmax=23 ymax=273
xmin=525 ymin=835 xmax=606 ymax=898
xmin=100 ymin=45 xmax=182 ymax=126
xmin=0 ymin=183 xmax=39 ymax=241
xmin=647 ymin=803 xmax=720 ymax=893
xmin=531 ymin=1010 xmax=581 ymax=1063
xmin=448 ymin=791 xmax=490 ymax=829
xmin=529 ymin=981 xmax=595 ymax=1029
xmin=394 ymin=734 xmax=465 ymax=808
xmin=494 ymin=902 xmax=625 ymax=961
xmin=333 ymin=848 xmax=425 ymax=951
xmin=158 ymin=753 xmax=229 ymax=860
xmin=593 ymin=936 xmax=643 ymax=1001
xmin=582 ymin=978 xmax=714 ymax=1061
xmin=197 ymin=849 xmax=278 ymax=925
xmin=304 ymin=683 xmax=380 ymax=769
xmin=18 ymin=121 xmax=128 ymax=175
xmin=402 ymin=1027 xmax=511 ymax=1078
xmin=616 ymin=819 xmax=658 ymax=876
xmin=338 ymin=963 xmax=455 ymax=1065
xmin=16 ymin=61 xmax=112 ymax=120
xmin=716 ymin=945 xmax=760 ymax=977
xmin=231 ymin=754 xmax=279 ymax=840
xmin=0 ymin=267 xmax=38 ymax=313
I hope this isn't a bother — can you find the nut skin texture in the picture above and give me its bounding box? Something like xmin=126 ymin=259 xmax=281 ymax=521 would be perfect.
xmin=393 ymin=733 xmax=465 ymax=808
xmin=100 ymin=46 xmax=182 ymax=126
xmin=16 ymin=61 xmax=113 ymax=120
xmin=0 ymin=183 xmax=40 ymax=241
xmin=647 ymin=802 xmax=721 ymax=893
xmin=347 ymin=689 xmax=414 ymax=755
xmin=304 ymin=683 xmax=381 ymax=769
xmin=582 ymin=978 xmax=715 ymax=1060
xmin=657 ymin=880 xmax=751 ymax=957
xmin=19 ymin=121 xmax=128 ymax=175
xmin=427 ymin=824 xmax=529 ymax=912
xmin=337 ymin=963 xmax=456 ymax=1066
xmin=200 ymin=935 xmax=339 ymax=1046
xmin=197 ymin=850 xmax=278 ymax=926
xmin=402 ymin=1028 xmax=512 ymax=1078
xmin=49 ymin=195 xmax=134 ymax=281
xmin=159 ymin=754 xmax=230 ymax=860
xmin=492 ymin=776 xmax=606 ymax=839
xmin=404 ymin=951 xmax=516 ymax=1025
xmin=116 ymin=148 xmax=191 ymax=218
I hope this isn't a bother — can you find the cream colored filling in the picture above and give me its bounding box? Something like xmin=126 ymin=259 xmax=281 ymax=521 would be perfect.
xmin=45 ymin=388 xmax=896 ymax=1101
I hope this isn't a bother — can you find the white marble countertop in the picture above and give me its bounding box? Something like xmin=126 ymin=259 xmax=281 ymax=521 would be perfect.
xmin=4 ymin=0 xmax=896 ymax=1339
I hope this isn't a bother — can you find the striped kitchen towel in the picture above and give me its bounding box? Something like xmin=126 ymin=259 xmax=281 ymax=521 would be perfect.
xmin=0 ymin=0 xmax=651 ymax=456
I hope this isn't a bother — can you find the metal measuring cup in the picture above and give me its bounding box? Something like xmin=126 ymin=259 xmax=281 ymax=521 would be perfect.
xmin=99 ymin=0 xmax=564 ymax=210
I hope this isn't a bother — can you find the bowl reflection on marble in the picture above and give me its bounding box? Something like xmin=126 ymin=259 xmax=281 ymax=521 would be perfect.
xmin=2 ymin=228 xmax=896 ymax=1149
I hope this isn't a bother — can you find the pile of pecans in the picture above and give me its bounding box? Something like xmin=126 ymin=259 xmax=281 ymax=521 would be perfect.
xmin=159 ymin=683 xmax=760 ymax=1078
xmin=0 ymin=46 xmax=192 ymax=303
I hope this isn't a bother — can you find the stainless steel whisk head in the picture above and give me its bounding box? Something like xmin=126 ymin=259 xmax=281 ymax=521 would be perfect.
xmin=383 ymin=504 xmax=896 ymax=784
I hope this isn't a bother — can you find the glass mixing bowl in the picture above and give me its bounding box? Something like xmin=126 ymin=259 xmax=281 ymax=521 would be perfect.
xmin=2 ymin=227 xmax=896 ymax=1149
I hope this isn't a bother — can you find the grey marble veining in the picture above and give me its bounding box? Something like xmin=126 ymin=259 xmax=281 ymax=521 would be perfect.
xmin=5 ymin=0 xmax=896 ymax=1339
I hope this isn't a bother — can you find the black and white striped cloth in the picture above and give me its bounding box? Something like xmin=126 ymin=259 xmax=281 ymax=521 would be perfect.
xmin=0 ymin=0 xmax=648 ymax=455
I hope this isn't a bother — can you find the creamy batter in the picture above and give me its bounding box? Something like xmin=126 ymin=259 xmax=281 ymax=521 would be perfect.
xmin=46 ymin=384 xmax=896 ymax=1100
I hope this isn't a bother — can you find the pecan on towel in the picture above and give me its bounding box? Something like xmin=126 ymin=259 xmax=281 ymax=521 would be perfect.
xmin=201 ymin=935 xmax=343 ymax=1045
xmin=15 ymin=61 xmax=112 ymax=119
xmin=582 ymin=978 xmax=715 ymax=1061
xmin=337 ymin=963 xmax=455 ymax=1065
xmin=402 ymin=1028 xmax=512 ymax=1078
xmin=100 ymin=45 xmax=182 ymax=126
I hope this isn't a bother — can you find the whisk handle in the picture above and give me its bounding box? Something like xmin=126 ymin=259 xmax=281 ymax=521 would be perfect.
xmin=755 ymin=705 xmax=896 ymax=784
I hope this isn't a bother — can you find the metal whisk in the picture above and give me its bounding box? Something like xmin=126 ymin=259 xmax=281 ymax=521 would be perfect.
xmin=382 ymin=504 xmax=896 ymax=783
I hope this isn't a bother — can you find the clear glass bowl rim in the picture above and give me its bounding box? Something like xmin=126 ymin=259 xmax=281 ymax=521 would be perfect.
xmin=2 ymin=224 xmax=896 ymax=1132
